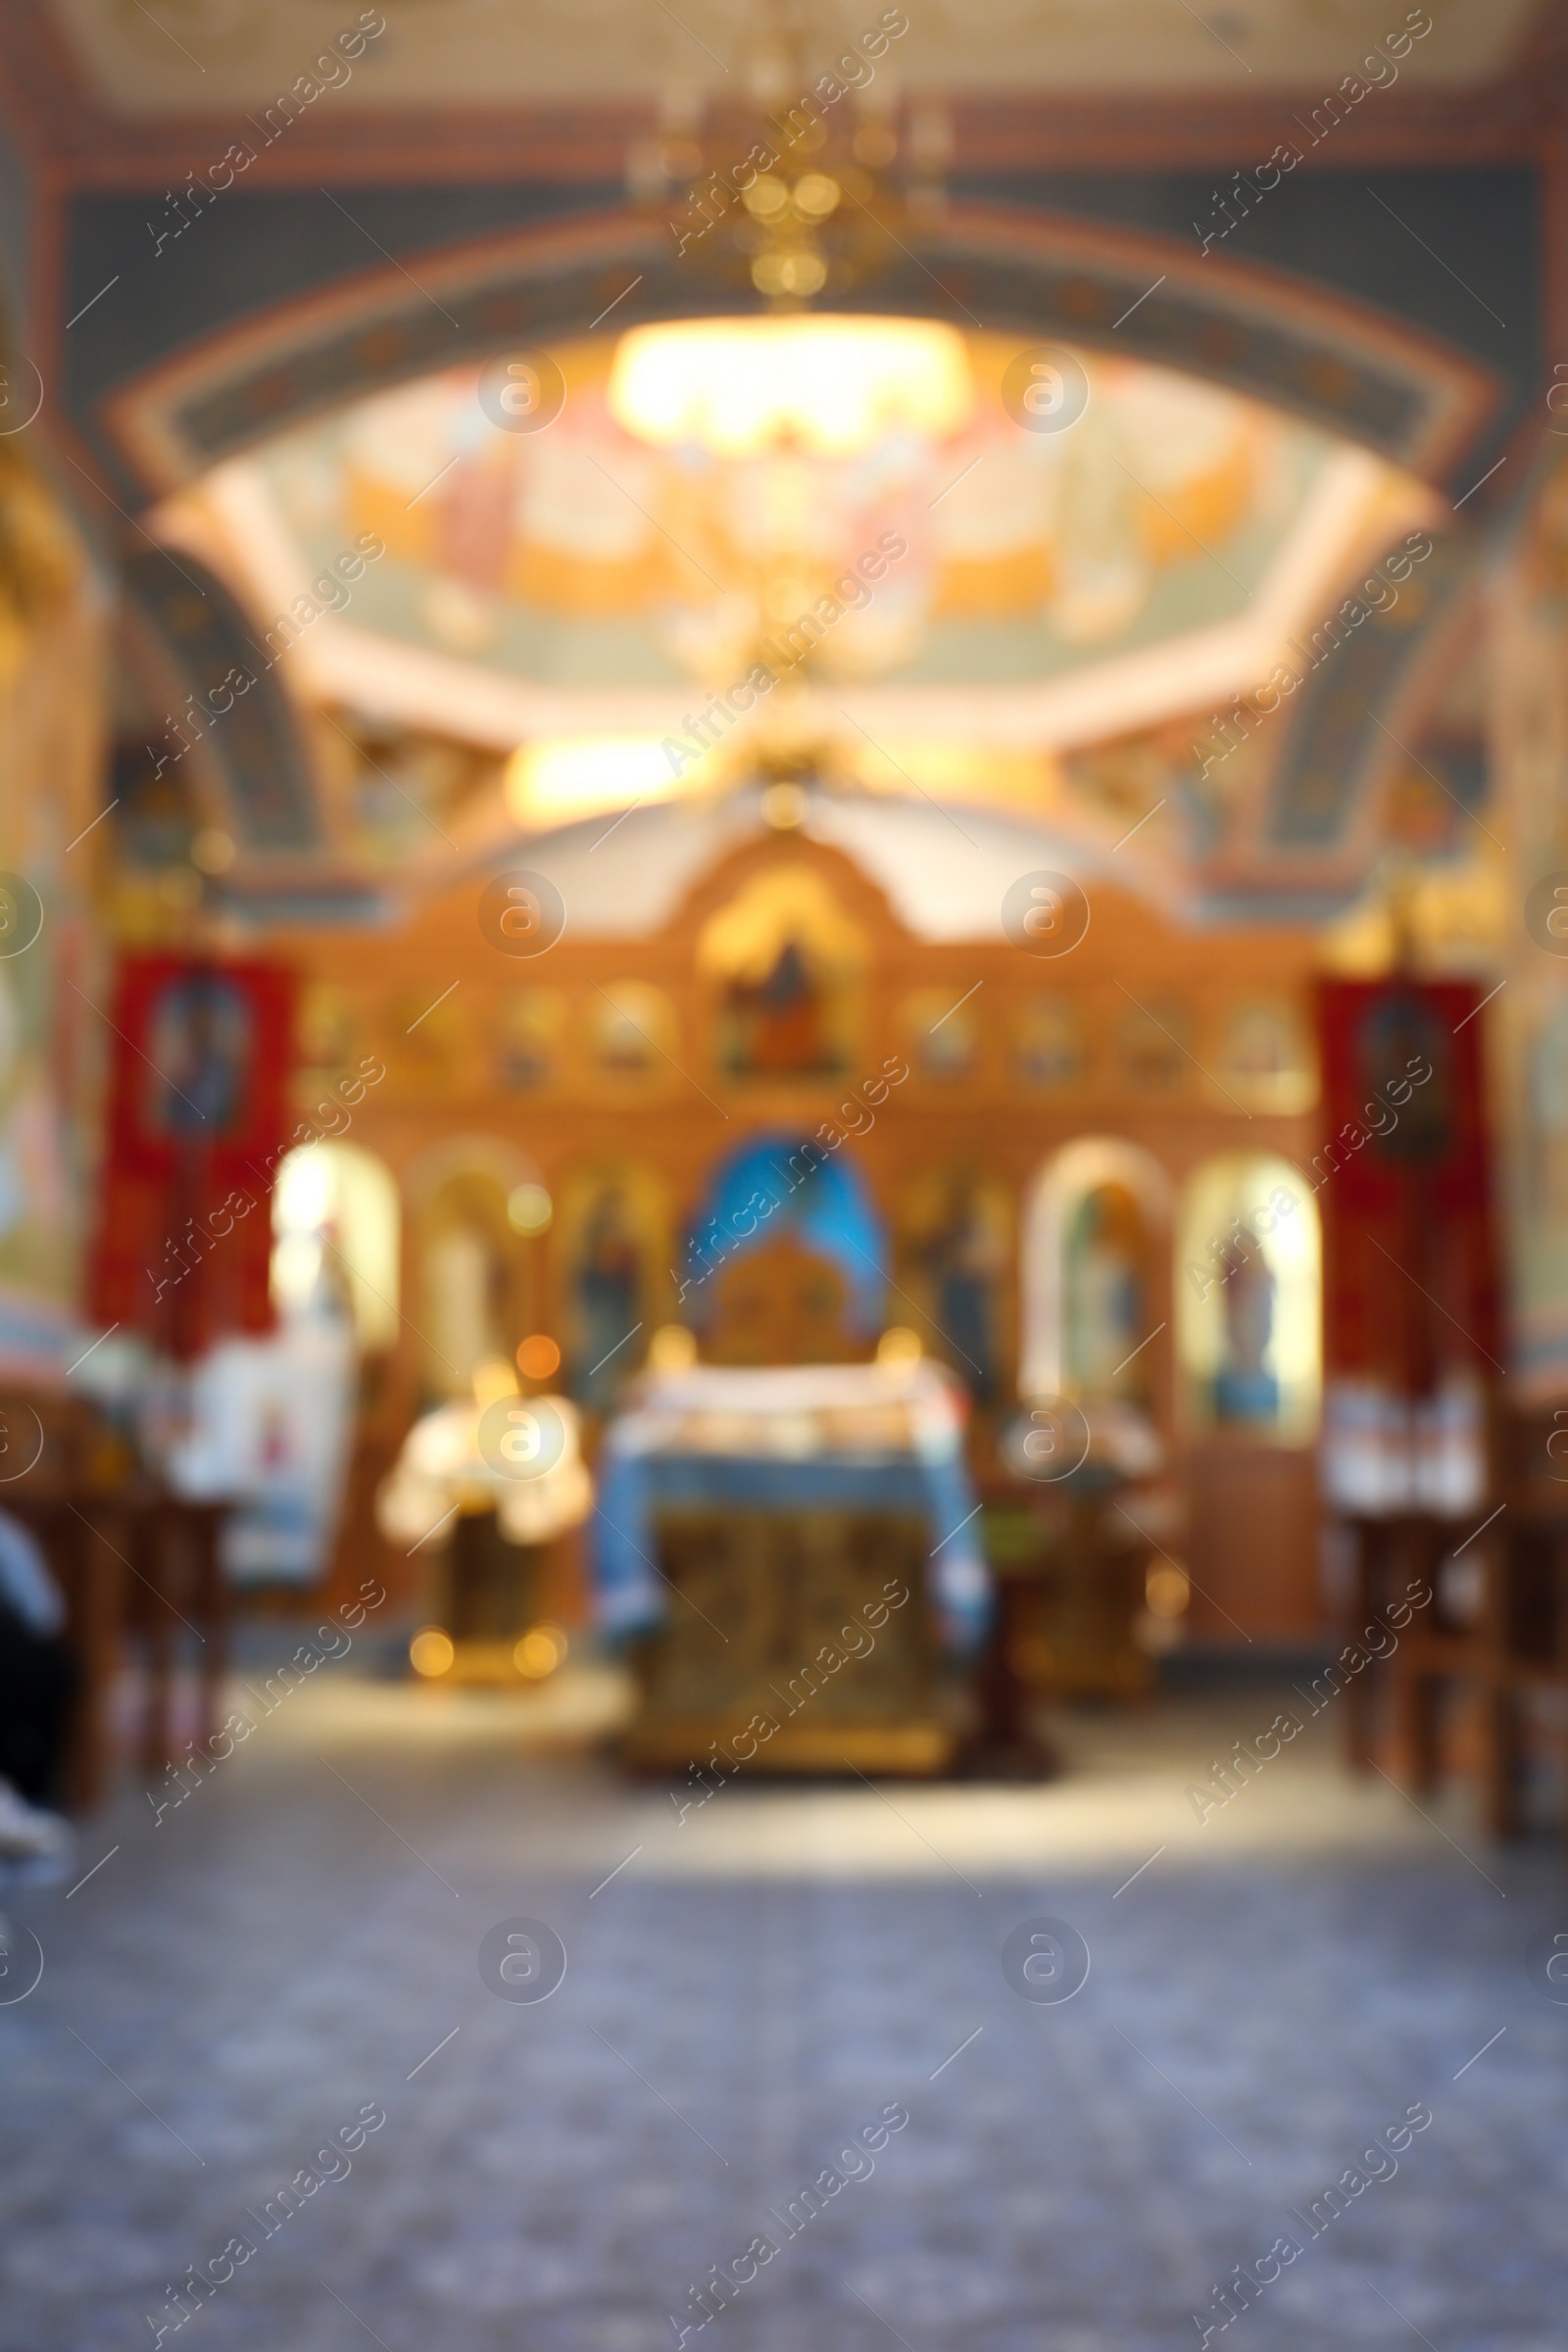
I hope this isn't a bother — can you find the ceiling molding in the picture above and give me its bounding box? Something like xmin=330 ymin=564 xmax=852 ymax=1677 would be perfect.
xmin=18 ymin=89 xmax=1568 ymax=190
xmin=4 ymin=2 xmax=1568 ymax=187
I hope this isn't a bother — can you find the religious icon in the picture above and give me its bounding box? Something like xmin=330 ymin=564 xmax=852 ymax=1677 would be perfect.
xmin=1217 ymin=1000 xmax=1316 ymax=1113
xmin=899 ymin=1167 xmax=1007 ymax=1401
xmin=564 ymin=1176 xmax=661 ymax=1408
xmin=1118 ymin=999 xmax=1188 ymax=1094
xmin=698 ymin=865 xmax=864 ymax=1080
xmin=589 ymin=982 xmax=676 ymax=1080
xmin=905 ymin=988 xmax=978 ymax=1080
xmin=1211 ymin=1228 xmax=1280 ymax=1424
xmin=1174 ymin=1153 xmax=1320 ymax=1442
xmin=421 ymin=1218 xmax=510 ymax=1399
xmin=1063 ymin=1181 xmax=1149 ymax=1401
xmin=1013 ymin=994 xmax=1084 ymax=1090
xmin=723 ymin=939 xmax=832 ymax=1075
xmin=143 ymin=968 xmax=255 ymax=1138
xmin=382 ymin=983 xmax=466 ymax=1097
xmin=410 ymin=1152 xmax=532 ymax=1400
xmin=706 ymin=1230 xmax=857 ymax=1365
xmin=1353 ymin=989 xmax=1450 ymax=1163
xmin=296 ymin=983 xmax=361 ymax=1087
xmin=493 ymin=987 xmax=564 ymax=1093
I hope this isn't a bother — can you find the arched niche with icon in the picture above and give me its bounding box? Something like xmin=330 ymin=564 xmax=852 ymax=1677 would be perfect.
xmin=271 ymin=1140 xmax=401 ymax=1351
xmin=895 ymin=1164 xmax=1010 ymax=1404
xmin=404 ymin=1134 xmax=546 ymax=1402
xmin=555 ymin=1162 xmax=671 ymax=1409
xmin=1175 ymin=1152 xmax=1321 ymax=1441
xmin=1021 ymin=1138 xmax=1173 ymax=1425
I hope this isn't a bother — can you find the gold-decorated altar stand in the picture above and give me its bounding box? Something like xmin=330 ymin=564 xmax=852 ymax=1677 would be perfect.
xmin=591 ymin=1360 xmax=991 ymax=1777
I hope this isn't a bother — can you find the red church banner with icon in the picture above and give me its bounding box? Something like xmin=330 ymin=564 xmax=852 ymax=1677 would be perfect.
xmin=1314 ymin=978 xmax=1500 ymax=1389
xmin=89 ymin=956 xmax=297 ymax=1359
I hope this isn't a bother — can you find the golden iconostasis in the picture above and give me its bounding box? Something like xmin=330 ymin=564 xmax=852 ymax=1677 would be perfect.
xmin=269 ymin=817 xmax=1327 ymax=1642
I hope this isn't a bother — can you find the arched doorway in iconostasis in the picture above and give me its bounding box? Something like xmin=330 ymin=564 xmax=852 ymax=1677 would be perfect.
xmin=678 ymin=1135 xmax=889 ymax=1367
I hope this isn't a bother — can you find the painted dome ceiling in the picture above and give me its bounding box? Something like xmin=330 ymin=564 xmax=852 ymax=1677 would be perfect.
xmin=159 ymin=321 xmax=1432 ymax=769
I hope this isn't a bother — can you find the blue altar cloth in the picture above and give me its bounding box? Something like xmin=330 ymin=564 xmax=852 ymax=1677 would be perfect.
xmin=592 ymin=1438 xmax=990 ymax=1655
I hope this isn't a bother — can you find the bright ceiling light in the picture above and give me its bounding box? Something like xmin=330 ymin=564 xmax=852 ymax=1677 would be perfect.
xmin=506 ymin=735 xmax=701 ymax=828
xmin=608 ymin=317 xmax=975 ymax=458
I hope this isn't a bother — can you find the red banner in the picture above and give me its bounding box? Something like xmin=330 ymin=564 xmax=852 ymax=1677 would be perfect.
xmin=1314 ymin=978 xmax=1499 ymax=1390
xmin=89 ymin=956 xmax=296 ymax=1358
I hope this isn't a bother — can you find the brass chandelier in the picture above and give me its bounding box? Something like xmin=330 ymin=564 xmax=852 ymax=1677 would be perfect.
xmin=625 ymin=4 xmax=951 ymax=309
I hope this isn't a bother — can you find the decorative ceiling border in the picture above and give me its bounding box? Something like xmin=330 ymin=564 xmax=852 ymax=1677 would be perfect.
xmin=1258 ymin=528 xmax=1475 ymax=858
xmin=3 ymin=1 xmax=1567 ymax=182
xmin=122 ymin=542 xmax=323 ymax=854
xmin=99 ymin=200 xmax=1501 ymax=501
xmin=1176 ymin=520 xmax=1483 ymax=898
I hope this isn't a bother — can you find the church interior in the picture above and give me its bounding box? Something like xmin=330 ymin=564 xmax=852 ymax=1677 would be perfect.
xmin=3 ymin=2 xmax=1568 ymax=2345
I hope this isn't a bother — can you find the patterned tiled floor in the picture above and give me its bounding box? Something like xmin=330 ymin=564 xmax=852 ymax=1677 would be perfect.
xmin=2 ymin=1668 xmax=1565 ymax=2351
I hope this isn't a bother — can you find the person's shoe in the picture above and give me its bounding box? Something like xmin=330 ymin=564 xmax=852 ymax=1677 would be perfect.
xmin=0 ymin=1778 xmax=74 ymax=1884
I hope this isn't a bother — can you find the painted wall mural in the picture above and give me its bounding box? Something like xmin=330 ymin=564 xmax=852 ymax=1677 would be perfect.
xmin=1493 ymin=447 xmax=1568 ymax=1395
xmin=0 ymin=438 xmax=101 ymax=1376
xmin=102 ymin=207 xmax=1497 ymax=507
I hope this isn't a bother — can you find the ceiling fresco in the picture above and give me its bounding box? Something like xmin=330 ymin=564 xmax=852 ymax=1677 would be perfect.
xmin=156 ymin=324 xmax=1432 ymax=761
xmin=0 ymin=0 xmax=1536 ymax=959
xmin=51 ymin=0 xmax=1542 ymax=111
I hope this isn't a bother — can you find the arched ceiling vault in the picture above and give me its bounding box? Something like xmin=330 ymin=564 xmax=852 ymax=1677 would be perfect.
xmin=65 ymin=197 xmax=1542 ymax=925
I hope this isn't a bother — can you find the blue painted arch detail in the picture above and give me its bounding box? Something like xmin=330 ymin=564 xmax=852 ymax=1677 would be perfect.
xmin=682 ymin=1134 xmax=887 ymax=1336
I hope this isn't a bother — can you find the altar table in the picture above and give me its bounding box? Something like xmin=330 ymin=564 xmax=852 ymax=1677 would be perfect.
xmin=591 ymin=1362 xmax=991 ymax=1776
